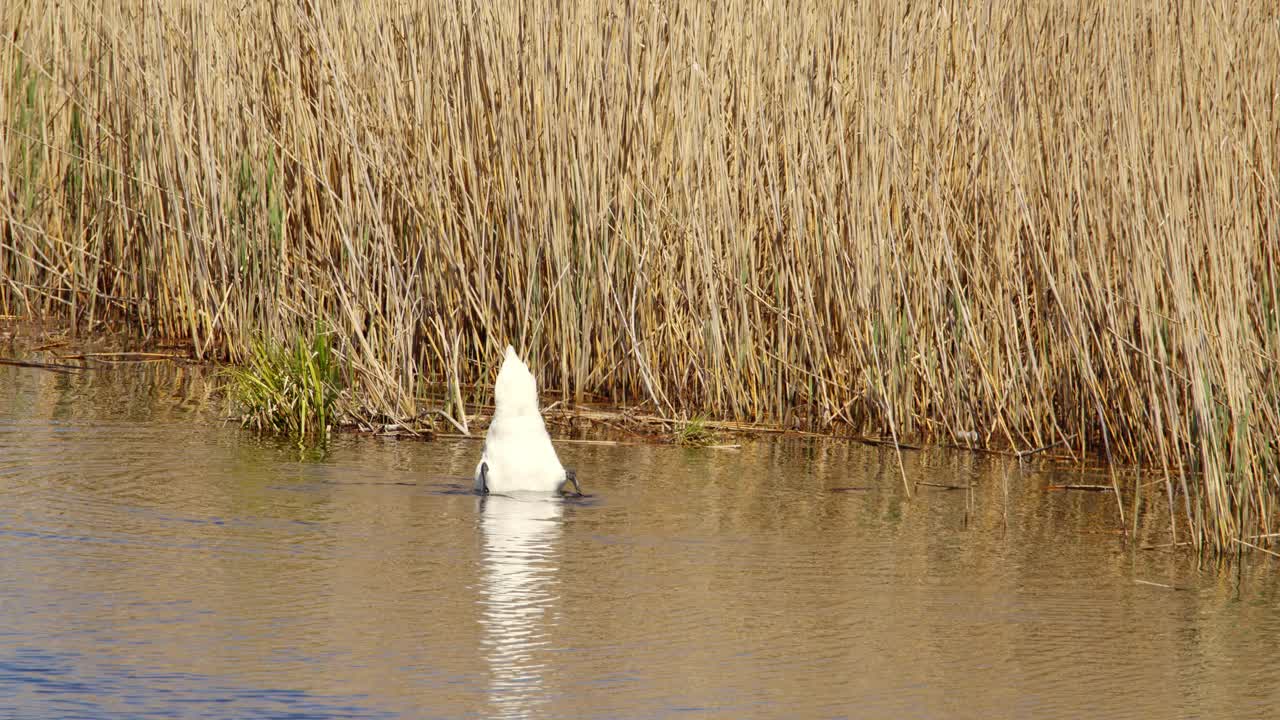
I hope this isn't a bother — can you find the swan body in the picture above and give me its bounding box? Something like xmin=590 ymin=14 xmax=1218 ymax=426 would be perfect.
xmin=474 ymin=346 xmax=575 ymax=494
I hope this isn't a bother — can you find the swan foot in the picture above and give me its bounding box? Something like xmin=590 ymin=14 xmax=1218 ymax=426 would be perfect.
xmin=559 ymin=468 xmax=583 ymax=496
xmin=477 ymin=462 xmax=490 ymax=495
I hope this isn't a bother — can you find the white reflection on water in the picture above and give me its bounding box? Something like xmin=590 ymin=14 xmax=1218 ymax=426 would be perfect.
xmin=477 ymin=493 xmax=564 ymax=719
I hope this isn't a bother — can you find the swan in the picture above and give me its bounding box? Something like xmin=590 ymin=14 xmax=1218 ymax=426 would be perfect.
xmin=474 ymin=346 xmax=581 ymax=495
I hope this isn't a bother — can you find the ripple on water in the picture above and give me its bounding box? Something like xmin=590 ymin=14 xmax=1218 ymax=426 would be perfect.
xmin=1 ymin=363 xmax=1280 ymax=719
xmin=0 ymin=646 xmax=395 ymax=720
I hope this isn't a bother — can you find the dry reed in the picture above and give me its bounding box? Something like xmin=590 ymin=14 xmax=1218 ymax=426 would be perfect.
xmin=2 ymin=0 xmax=1278 ymax=552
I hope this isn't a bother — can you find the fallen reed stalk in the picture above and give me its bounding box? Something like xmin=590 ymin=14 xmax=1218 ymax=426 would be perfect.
xmin=0 ymin=357 xmax=88 ymax=373
xmin=2 ymin=0 xmax=1277 ymax=552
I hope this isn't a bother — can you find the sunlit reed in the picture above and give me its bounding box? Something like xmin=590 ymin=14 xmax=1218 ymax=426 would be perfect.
xmin=2 ymin=0 xmax=1277 ymax=551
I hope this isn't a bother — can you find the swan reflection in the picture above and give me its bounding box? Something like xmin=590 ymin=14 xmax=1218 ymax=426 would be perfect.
xmin=478 ymin=493 xmax=563 ymax=718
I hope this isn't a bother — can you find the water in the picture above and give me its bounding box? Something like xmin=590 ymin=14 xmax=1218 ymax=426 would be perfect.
xmin=1 ymin=362 xmax=1277 ymax=719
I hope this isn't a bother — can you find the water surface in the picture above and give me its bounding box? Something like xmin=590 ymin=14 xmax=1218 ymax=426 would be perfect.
xmin=1 ymin=363 xmax=1276 ymax=718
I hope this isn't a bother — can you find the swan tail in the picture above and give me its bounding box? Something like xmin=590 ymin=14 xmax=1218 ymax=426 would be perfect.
xmin=494 ymin=345 xmax=540 ymax=417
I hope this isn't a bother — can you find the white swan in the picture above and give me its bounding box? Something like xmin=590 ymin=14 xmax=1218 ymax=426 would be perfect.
xmin=474 ymin=346 xmax=580 ymax=495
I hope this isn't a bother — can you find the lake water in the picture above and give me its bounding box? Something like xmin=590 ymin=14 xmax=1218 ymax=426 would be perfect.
xmin=1 ymin=362 xmax=1277 ymax=719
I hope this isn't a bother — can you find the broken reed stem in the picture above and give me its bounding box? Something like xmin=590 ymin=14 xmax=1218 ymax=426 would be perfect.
xmin=2 ymin=0 xmax=1278 ymax=553
xmin=1232 ymin=539 xmax=1280 ymax=560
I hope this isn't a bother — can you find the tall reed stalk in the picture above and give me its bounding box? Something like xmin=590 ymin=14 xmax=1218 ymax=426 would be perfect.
xmin=2 ymin=0 xmax=1277 ymax=552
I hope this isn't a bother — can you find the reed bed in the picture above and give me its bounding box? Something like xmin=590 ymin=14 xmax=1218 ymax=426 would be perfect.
xmin=2 ymin=0 xmax=1277 ymax=552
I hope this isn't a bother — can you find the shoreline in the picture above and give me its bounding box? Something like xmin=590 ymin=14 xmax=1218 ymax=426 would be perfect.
xmin=1 ymin=318 xmax=1094 ymax=459
xmin=7 ymin=318 xmax=1260 ymax=559
xmin=1 ymin=318 xmax=1216 ymax=554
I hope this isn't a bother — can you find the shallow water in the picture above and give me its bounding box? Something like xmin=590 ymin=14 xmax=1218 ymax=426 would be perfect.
xmin=1 ymin=363 xmax=1277 ymax=719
